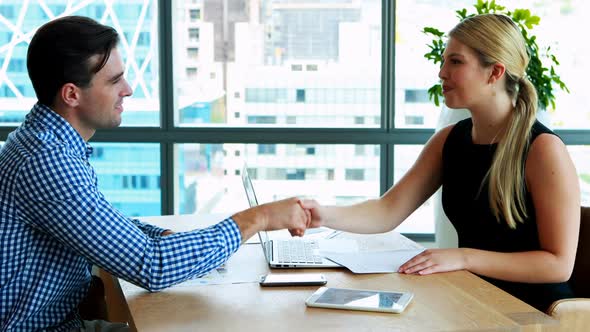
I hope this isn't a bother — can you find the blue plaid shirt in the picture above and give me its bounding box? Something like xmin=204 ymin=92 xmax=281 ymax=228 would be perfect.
xmin=0 ymin=104 xmax=242 ymax=331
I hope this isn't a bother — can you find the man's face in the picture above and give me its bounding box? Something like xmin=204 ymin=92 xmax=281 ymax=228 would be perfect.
xmin=77 ymin=48 xmax=132 ymax=133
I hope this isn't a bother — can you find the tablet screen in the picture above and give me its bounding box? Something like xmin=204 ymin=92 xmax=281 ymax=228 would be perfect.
xmin=315 ymin=288 xmax=402 ymax=308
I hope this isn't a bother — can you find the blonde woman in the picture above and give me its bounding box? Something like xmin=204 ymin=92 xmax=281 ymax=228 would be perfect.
xmin=303 ymin=14 xmax=579 ymax=312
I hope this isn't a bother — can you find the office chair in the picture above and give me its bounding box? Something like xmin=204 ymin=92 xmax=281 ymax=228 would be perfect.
xmin=546 ymin=206 xmax=590 ymax=331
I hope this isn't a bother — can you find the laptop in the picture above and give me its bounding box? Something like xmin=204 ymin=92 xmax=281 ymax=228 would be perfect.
xmin=241 ymin=165 xmax=343 ymax=268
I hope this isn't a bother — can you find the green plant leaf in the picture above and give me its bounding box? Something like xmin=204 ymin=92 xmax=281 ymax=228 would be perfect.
xmin=423 ymin=27 xmax=444 ymax=37
xmin=456 ymin=8 xmax=468 ymax=19
xmin=428 ymin=84 xmax=443 ymax=107
xmin=524 ymin=15 xmax=540 ymax=29
xmin=512 ymin=9 xmax=530 ymax=22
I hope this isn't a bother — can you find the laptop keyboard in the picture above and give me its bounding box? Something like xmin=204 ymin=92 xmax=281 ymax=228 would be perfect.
xmin=276 ymin=240 xmax=324 ymax=264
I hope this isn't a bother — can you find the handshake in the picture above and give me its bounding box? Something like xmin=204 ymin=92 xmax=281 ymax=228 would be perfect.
xmin=231 ymin=197 xmax=323 ymax=243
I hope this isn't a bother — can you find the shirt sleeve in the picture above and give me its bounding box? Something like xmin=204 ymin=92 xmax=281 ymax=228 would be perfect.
xmin=129 ymin=218 xmax=169 ymax=238
xmin=15 ymin=149 xmax=242 ymax=291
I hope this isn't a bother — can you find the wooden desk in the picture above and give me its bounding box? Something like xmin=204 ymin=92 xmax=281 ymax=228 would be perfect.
xmin=106 ymin=215 xmax=557 ymax=332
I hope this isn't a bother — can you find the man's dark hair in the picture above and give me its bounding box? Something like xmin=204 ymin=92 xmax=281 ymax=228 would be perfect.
xmin=27 ymin=16 xmax=120 ymax=106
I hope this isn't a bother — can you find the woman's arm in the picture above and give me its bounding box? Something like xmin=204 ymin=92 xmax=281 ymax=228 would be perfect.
xmin=467 ymin=134 xmax=580 ymax=282
xmin=302 ymin=125 xmax=453 ymax=234
xmin=400 ymin=134 xmax=580 ymax=283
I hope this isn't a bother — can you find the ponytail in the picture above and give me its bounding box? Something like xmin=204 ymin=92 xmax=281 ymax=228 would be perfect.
xmin=487 ymin=76 xmax=537 ymax=228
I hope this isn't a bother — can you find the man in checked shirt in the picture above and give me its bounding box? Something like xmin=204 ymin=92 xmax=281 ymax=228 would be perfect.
xmin=0 ymin=16 xmax=311 ymax=332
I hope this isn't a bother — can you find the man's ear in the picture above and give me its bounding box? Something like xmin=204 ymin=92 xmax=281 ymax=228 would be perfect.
xmin=60 ymin=83 xmax=82 ymax=107
xmin=488 ymin=63 xmax=506 ymax=84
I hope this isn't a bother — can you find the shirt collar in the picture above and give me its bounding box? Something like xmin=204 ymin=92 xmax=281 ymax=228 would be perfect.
xmin=26 ymin=103 xmax=94 ymax=159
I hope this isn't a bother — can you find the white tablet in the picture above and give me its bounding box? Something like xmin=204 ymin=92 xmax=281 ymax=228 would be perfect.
xmin=305 ymin=287 xmax=413 ymax=314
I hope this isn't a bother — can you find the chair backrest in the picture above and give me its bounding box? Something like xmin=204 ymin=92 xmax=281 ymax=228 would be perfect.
xmin=570 ymin=207 xmax=590 ymax=297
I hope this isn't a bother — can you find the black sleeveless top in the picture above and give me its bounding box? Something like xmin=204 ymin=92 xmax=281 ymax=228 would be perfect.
xmin=441 ymin=118 xmax=574 ymax=312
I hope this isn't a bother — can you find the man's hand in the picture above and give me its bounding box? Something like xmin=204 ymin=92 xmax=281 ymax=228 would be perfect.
xmin=232 ymin=197 xmax=311 ymax=243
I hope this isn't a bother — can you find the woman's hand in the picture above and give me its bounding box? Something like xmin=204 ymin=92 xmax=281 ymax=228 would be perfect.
xmin=299 ymin=199 xmax=326 ymax=229
xmin=398 ymin=248 xmax=468 ymax=275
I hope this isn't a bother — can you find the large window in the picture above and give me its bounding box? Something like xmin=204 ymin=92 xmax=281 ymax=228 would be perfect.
xmin=0 ymin=0 xmax=160 ymax=126
xmin=171 ymin=0 xmax=381 ymax=128
xmin=175 ymin=143 xmax=380 ymax=214
xmin=90 ymin=143 xmax=161 ymax=217
xmin=1 ymin=1 xmax=589 ymax=241
xmin=393 ymin=145 xmax=434 ymax=235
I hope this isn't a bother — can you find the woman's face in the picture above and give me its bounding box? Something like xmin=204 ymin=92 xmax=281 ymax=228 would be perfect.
xmin=438 ymin=37 xmax=494 ymax=110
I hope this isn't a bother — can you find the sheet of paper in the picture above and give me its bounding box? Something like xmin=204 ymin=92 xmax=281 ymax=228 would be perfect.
xmin=322 ymin=249 xmax=425 ymax=274
xmin=352 ymin=233 xmax=424 ymax=252
xmin=173 ymin=264 xmax=260 ymax=287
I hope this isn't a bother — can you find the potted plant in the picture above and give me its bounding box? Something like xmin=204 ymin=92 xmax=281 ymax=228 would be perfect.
xmin=422 ymin=0 xmax=569 ymax=111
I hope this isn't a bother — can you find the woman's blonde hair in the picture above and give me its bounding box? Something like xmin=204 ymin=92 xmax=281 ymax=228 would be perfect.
xmin=450 ymin=14 xmax=538 ymax=228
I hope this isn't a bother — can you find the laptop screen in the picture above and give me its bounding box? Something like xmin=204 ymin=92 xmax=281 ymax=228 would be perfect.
xmin=241 ymin=165 xmax=272 ymax=263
